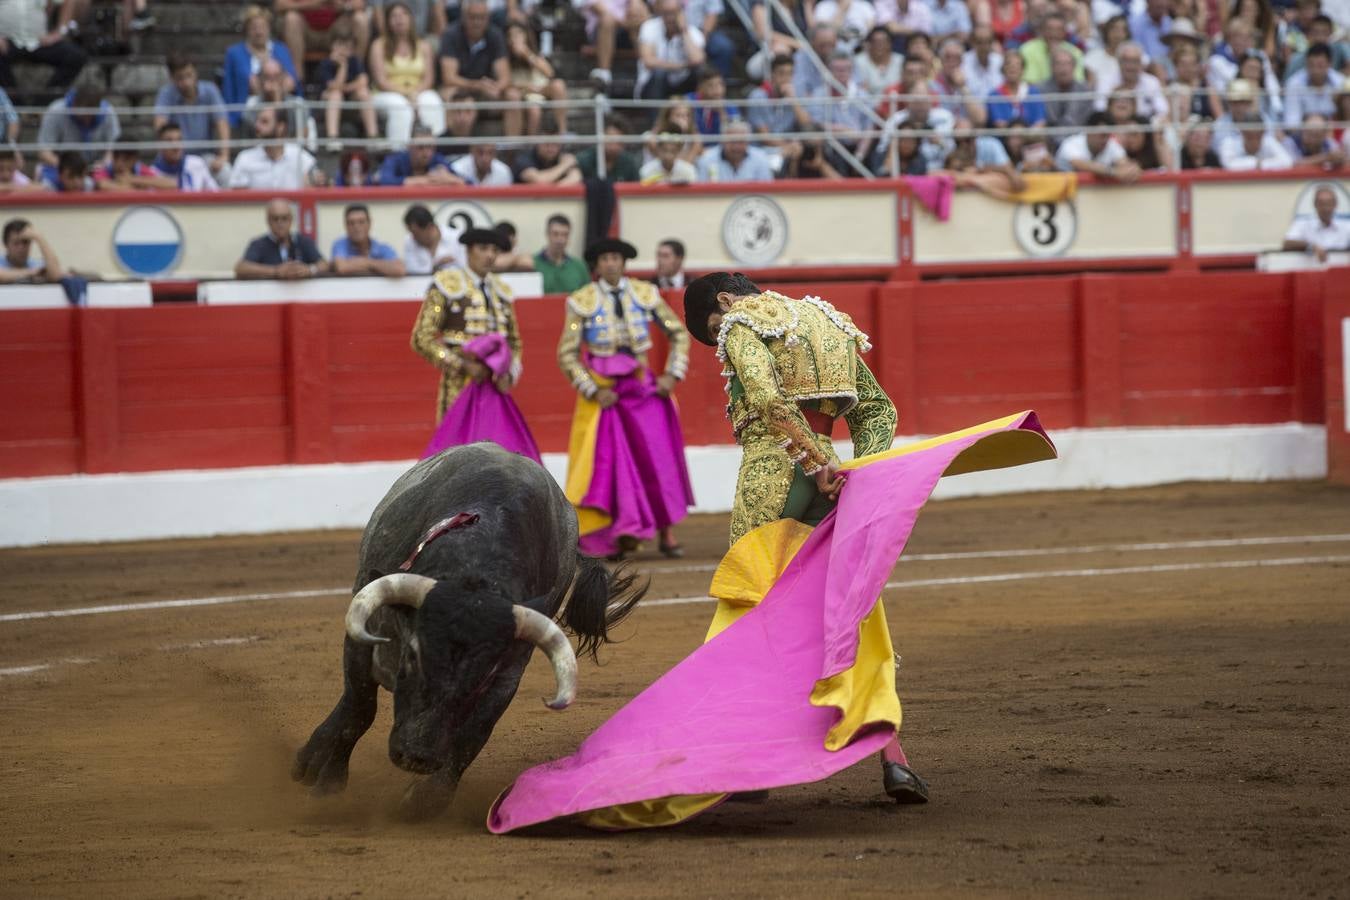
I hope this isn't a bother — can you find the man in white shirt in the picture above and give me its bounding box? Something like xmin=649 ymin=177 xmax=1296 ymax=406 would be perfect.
xmin=636 ymin=0 xmax=706 ymax=100
xmin=1093 ymin=41 xmax=1169 ymax=121
xmin=1055 ymin=111 xmax=1141 ymax=181
xmin=229 ymin=106 xmax=325 ymax=190
xmin=402 ymin=203 xmax=466 ymax=275
xmin=448 ymin=142 xmax=514 ymax=185
xmin=961 ymin=24 xmax=1004 ymax=101
xmin=1282 ymin=44 xmax=1346 ymax=129
xmin=1206 ymin=19 xmax=1281 ymax=109
xmin=1282 ymin=186 xmax=1350 ymax=262
xmin=1219 ymin=113 xmax=1295 ymax=171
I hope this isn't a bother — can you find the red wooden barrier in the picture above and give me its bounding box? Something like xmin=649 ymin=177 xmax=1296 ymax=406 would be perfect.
xmin=0 ymin=269 xmax=1332 ymax=478
xmin=1325 ymin=283 xmax=1350 ymax=485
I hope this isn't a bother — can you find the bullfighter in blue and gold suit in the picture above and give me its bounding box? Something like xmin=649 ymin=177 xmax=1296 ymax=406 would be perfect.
xmin=557 ymin=238 xmax=694 ymax=560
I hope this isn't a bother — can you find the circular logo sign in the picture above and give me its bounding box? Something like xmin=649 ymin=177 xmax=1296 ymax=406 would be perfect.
xmin=434 ymin=200 xmax=493 ymax=238
xmin=112 ymin=206 xmax=184 ymax=277
xmin=721 ymin=194 xmax=789 ymax=267
xmin=1292 ymin=181 xmax=1350 ymax=219
xmin=1012 ymin=201 xmax=1077 ymax=258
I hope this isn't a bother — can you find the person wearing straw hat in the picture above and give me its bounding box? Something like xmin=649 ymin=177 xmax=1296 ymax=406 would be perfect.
xmin=557 ymin=237 xmax=694 ymax=560
xmin=411 ymin=227 xmax=526 ymax=426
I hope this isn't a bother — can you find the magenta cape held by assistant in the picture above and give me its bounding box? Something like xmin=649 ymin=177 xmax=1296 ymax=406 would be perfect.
xmin=421 ymin=333 xmax=542 ymax=464
xmin=486 ymin=411 xmax=1056 ymax=834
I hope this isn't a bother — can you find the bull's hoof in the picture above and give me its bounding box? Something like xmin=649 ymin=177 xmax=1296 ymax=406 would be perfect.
xmin=292 ymin=727 xmax=353 ymax=796
xmin=397 ymin=776 xmax=456 ymax=822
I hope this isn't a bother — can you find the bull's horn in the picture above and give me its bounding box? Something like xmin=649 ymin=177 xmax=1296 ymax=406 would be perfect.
xmin=512 ymin=605 xmax=578 ymax=710
xmin=345 ymin=574 xmax=438 ymax=644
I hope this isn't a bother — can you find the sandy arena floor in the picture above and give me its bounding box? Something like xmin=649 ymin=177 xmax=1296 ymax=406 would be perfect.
xmin=2 ymin=481 xmax=1349 ymax=899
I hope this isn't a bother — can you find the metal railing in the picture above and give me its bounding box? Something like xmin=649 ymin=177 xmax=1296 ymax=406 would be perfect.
xmin=5 ymin=90 xmax=1345 ymax=185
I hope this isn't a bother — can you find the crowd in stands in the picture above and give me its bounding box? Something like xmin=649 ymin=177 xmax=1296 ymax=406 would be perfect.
xmin=1 ymin=0 xmax=1348 ymax=195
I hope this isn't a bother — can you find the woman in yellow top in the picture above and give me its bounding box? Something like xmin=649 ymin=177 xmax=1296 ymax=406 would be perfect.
xmin=370 ymin=2 xmax=446 ymax=148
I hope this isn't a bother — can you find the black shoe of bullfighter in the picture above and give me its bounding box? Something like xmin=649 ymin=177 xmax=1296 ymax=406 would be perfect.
xmin=882 ymin=762 xmax=931 ymax=805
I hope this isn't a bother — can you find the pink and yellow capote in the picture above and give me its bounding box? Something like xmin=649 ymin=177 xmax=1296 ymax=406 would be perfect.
xmin=487 ymin=410 xmax=1056 ymax=833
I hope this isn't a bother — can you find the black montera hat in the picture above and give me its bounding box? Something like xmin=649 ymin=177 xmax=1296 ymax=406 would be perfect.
xmin=459 ymin=227 xmax=510 ymax=250
xmin=584 ymin=237 xmax=638 ymax=266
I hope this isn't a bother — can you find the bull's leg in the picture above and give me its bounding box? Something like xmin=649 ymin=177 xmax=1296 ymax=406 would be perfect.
xmin=292 ymin=637 xmax=380 ymax=796
xmin=397 ymin=649 xmax=530 ymax=821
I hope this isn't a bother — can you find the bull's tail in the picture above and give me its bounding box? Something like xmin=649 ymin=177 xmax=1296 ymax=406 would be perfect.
xmin=563 ymin=553 xmax=648 ymax=660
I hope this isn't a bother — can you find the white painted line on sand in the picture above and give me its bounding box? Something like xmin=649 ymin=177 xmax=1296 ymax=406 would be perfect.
xmin=0 ymin=588 xmax=346 ymax=624
xmin=641 ymin=553 xmax=1350 ymax=607
xmin=642 ymin=533 xmax=1350 ymax=575
xmin=0 ymin=657 xmax=97 ymax=677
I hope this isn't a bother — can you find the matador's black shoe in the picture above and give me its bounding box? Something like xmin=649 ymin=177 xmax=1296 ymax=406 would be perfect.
xmin=882 ymin=762 xmax=930 ymax=805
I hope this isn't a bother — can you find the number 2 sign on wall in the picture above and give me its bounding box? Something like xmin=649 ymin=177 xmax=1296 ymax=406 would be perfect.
xmin=1013 ymin=201 xmax=1078 ymax=258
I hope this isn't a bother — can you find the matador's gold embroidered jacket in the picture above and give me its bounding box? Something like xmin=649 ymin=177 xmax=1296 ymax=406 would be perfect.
xmin=557 ymin=277 xmax=690 ymax=397
xmin=410 ymin=266 xmax=522 ymax=419
xmin=718 ymin=291 xmax=897 ymax=470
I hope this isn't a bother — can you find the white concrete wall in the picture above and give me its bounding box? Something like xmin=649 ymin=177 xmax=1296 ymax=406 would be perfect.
xmin=0 ymin=424 xmax=1327 ymax=548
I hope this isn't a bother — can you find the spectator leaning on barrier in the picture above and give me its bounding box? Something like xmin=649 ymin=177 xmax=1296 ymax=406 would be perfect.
xmin=316 ymin=23 xmax=379 ymax=148
xmin=378 ymin=122 xmax=461 ymax=184
xmin=94 ymin=138 xmax=176 ymax=191
xmin=150 ymin=122 xmax=220 ymax=191
xmin=1283 ymin=113 xmax=1347 ymax=169
xmin=1282 ymin=186 xmax=1350 ymax=261
xmin=0 ymin=144 xmax=38 ymax=192
xmin=1121 ymin=114 xmax=1172 ymax=171
xmin=697 ymin=119 xmax=775 ymax=181
xmin=0 ymin=0 xmax=86 ymax=90
xmin=37 ymin=83 xmax=120 ymax=170
xmin=577 ymin=119 xmax=642 ymax=182
xmin=640 ymin=124 xmax=698 ymax=183
xmin=635 ymin=0 xmax=705 ymax=103
xmin=1219 ymin=111 xmax=1294 ymax=170
xmin=39 ymin=150 xmax=95 ymax=192
xmin=276 ymin=0 xmax=372 ymax=73
xmin=1283 ymin=44 xmax=1346 ymax=129
xmin=533 ymin=214 xmax=589 ymax=294
xmin=491 ymin=221 xmax=536 ymax=272
xmin=223 ymin=5 xmax=300 ymax=129
xmin=230 ymin=106 xmax=327 ymax=190
xmin=513 ymin=126 xmax=582 ymax=184
xmin=450 ymin=140 xmax=513 ymax=184
xmin=331 ymin=204 xmax=407 ymax=277
xmin=1179 ymin=118 xmax=1222 ymax=168
xmin=1054 ymin=109 xmax=1139 ymax=180
xmin=654 ymin=238 xmax=685 ymax=289
xmin=153 ymin=53 xmax=230 ymax=179
xmin=235 ymin=199 xmax=328 ymax=281
xmin=0 ymin=219 xmax=63 ymax=283
xmin=402 ymin=203 xmax=466 ymax=274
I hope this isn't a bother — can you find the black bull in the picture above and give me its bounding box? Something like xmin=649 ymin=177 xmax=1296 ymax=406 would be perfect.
xmin=291 ymin=443 xmax=645 ymax=819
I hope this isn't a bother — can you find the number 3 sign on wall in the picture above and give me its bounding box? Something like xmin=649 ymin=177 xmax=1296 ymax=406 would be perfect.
xmin=1013 ymin=201 xmax=1078 ymax=258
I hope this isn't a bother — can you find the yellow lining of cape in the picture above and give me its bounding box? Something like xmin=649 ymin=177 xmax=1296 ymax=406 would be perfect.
xmin=563 ymin=371 xmax=616 ymax=537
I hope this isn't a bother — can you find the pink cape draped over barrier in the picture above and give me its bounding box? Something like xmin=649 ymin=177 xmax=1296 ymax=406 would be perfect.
xmin=487 ymin=411 xmax=1054 ymax=833
xmin=904 ymin=174 xmax=955 ymax=222
xmin=575 ymin=353 xmax=694 ymax=558
xmin=421 ymin=333 xmax=542 ymax=464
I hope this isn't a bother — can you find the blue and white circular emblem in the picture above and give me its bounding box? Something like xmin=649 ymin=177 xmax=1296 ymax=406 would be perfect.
xmin=112 ymin=206 xmax=184 ymax=277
